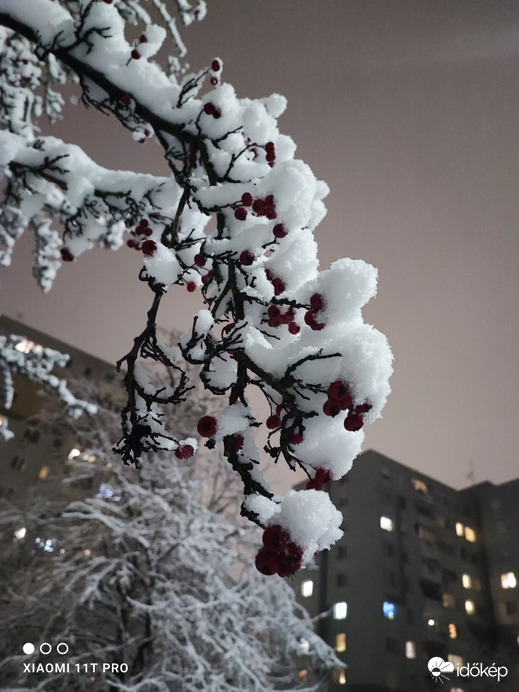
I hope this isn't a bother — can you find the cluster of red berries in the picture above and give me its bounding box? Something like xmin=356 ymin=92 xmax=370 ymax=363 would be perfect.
xmin=304 ymin=293 xmax=326 ymax=331
xmin=265 ymin=141 xmax=276 ymax=165
xmin=306 ymin=467 xmax=332 ymax=491
xmin=209 ymin=59 xmax=221 ymax=86
xmin=266 ymin=305 xmax=299 ymax=334
xmin=265 ymin=269 xmax=286 ymax=296
xmin=234 ymin=192 xmax=277 ymax=221
xmin=203 ymin=102 xmax=221 ymax=119
xmin=323 ymin=379 xmax=372 ymax=432
xmin=126 ymin=220 xmax=157 ymax=256
xmin=60 ymin=247 xmax=74 ymax=262
xmin=255 ymin=524 xmax=303 ymax=577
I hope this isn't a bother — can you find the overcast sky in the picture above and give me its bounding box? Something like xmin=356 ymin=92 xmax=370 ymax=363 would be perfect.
xmin=3 ymin=0 xmax=519 ymax=491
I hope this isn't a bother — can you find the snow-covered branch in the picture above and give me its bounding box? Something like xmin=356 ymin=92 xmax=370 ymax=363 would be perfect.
xmin=0 ymin=0 xmax=393 ymax=575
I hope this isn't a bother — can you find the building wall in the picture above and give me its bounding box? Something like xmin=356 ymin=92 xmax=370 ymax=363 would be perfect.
xmin=293 ymin=450 xmax=519 ymax=691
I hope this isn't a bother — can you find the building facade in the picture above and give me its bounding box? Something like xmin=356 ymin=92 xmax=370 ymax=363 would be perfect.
xmin=293 ymin=450 xmax=519 ymax=692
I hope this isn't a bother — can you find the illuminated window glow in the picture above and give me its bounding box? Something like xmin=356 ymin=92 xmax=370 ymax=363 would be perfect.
xmin=427 ymin=618 xmax=436 ymax=627
xmin=299 ymin=638 xmax=310 ymax=653
xmin=449 ymin=623 xmax=457 ymax=639
xmin=301 ymin=580 xmax=313 ymax=598
xmin=335 ymin=633 xmax=346 ymax=652
xmin=501 ymin=572 xmax=517 ymax=589
xmin=462 ymin=574 xmax=472 ymax=589
xmin=405 ymin=641 xmax=416 ymax=659
xmin=333 ymin=602 xmax=347 ymax=620
xmin=13 ymin=527 xmax=26 ymax=541
xmin=38 ymin=466 xmax=50 ymax=480
xmin=443 ymin=593 xmax=455 ymax=608
xmin=380 ymin=516 xmax=394 ymax=532
xmin=456 ymin=522 xmax=464 ymax=537
xmin=333 ymin=667 xmax=347 ymax=685
xmin=465 ymin=600 xmax=475 ymax=614
xmin=383 ymin=601 xmax=396 ymax=620
xmin=68 ymin=447 xmax=81 ymax=460
xmin=464 ymin=526 xmax=476 ymax=542
xmin=412 ymin=478 xmax=429 ymax=493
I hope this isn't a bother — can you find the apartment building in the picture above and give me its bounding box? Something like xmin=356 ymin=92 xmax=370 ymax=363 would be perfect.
xmin=293 ymin=450 xmax=519 ymax=692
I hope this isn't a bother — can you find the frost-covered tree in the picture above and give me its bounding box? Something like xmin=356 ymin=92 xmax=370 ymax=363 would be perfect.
xmin=0 ymin=378 xmax=339 ymax=691
xmin=0 ymin=0 xmax=393 ymax=574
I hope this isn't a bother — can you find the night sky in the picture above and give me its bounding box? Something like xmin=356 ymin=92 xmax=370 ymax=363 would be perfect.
xmin=3 ymin=0 xmax=519 ymax=491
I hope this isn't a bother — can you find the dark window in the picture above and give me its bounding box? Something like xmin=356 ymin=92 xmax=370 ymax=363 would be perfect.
xmin=505 ymin=601 xmax=518 ymax=616
xmin=386 ymin=637 xmax=398 ymax=653
xmin=84 ymin=366 xmax=92 ymax=377
xmin=337 ymin=545 xmax=347 ymax=559
xmin=336 ymin=574 xmax=347 ymax=588
xmin=420 ymin=579 xmax=442 ymax=602
xmin=24 ymin=428 xmax=40 ymax=443
xmin=10 ymin=456 xmax=25 ymax=471
xmin=383 ymin=541 xmax=394 ymax=558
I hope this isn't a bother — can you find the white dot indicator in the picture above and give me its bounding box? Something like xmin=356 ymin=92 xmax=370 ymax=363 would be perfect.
xmin=23 ymin=642 xmax=35 ymax=655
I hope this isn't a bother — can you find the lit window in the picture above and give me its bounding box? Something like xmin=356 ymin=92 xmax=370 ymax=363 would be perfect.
xmin=335 ymin=633 xmax=346 ymax=652
xmin=465 ymin=600 xmax=475 ymax=614
xmin=38 ymin=466 xmax=50 ymax=480
xmin=443 ymin=594 xmax=455 ymax=608
xmin=333 ymin=602 xmax=347 ymax=620
xmin=448 ymin=623 xmax=457 ymax=639
xmin=383 ymin=601 xmax=396 ymax=620
xmin=405 ymin=641 xmax=416 ymax=659
xmin=427 ymin=618 xmax=436 ymax=627
xmin=462 ymin=574 xmax=472 ymax=589
xmin=450 ymin=688 xmax=464 ymax=692
xmin=333 ymin=667 xmax=347 ymax=685
xmin=82 ymin=452 xmax=96 ymax=463
xmin=412 ymin=478 xmax=429 ymax=493
xmin=456 ymin=522 xmax=464 ymax=537
xmin=298 ymin=669 xmax=308 ymax=680
xmin=68 ymin=447 xmax=81 ymax=460
xmin=501 ymin=572 xmax=517 ymax=589
xmin=448 ymin=654 xmax=464 ymax=667
xmin=301 ymin=580 xmax=313 ymax=598
xmin=380 ymin=516 xmax=394 ymax=532
xmin=0 ymin=415 xmax=5 ymax=427
xmin=13 ymin=527 xmax=27 ymax=541
xmin=464 ymin=526 xmax=476 ymax=542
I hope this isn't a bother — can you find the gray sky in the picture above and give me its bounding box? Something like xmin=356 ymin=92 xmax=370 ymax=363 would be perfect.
xmin=3 ymin=0 xmax=519 ymax=490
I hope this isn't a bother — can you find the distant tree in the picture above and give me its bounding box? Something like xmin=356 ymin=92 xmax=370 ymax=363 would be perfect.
xmin=0 ymin=375 xmax=339 ymax=691
xmin=0 ymin=0 xmax=393 ymax=571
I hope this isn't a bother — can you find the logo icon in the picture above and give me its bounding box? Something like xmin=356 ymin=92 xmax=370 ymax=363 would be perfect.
xmin=428 ymin=657 xmax=454 ymax=683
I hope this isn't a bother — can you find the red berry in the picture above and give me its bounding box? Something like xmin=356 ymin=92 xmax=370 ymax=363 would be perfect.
xmin=310 ymin=293 xmax=324 ymax=311
xmin=268 ymin=315 xmax=283 ymax=328
xmin=197 ymin=415 xmax=218 ymax=437
xmin=264 ymin=206 xmax=277 ymax=220
xmin=142 ymin=240 xmax=157 ymax=256
xmin=304 ymin=310 xmax=325 ymax=331
xmin=212 ymin=108 xmax=221 ymax=119
xmin=234 ymin=207 xmax=248 ymax=221
xmin=273 ymin=223 xmax=287 ymax=238
xmin=288 ymin=432 xmax=304 ymax=445
xmin=255 ymin=547 xmax=280 ymax=576
xmin=103 ymin=0 xmax=113 ymax=3
xmin=263 ymin=524 xmax=290 ymax=550
xmin=277 ymin=543 xmax=303 ymax=577
xmin=355 ymin=402 xmax=373 ymax=414
xmin=323 ymin=399 xmax=341 ymax=417
xmin=306 ymin=469 xmax=332 ymax=491
xmin=289 ymin=323 xmax=300 ymax=335
xmin=203 ymin=102 xmax=216 ymax=115
xmin=266 ymin=149 xmax=276 ymax=163
xmin=241 ymin=192 xmax=253 ymax=207
xmin=266 ymin=414 xmax=281 ymax=429
xmin=139 ymin=34 xmax=147 ymax=43
xmin=211 ymin=59 xmax=221 ymax=72
xmin=202 ymin=270 xmax=214 ymax=285
xmin=344 ymin=412 xmax=364 ymax=432
xmin=267 ymin=305 xmax=282 ymax=319
xmin=175 ymin=444 xmax=195 ymax=459
xmin=282 ymin=308 xmax=295 ymax=323
xmin=233 ymin=434 xmax=244 ymax=452
xmin=265 ymin=142 xmax=275 ymax=154
xmin=60 ymin=247 xmax=74 ymax=262
xmin=126 ymin=239 xmax=138 ymax=248
xmin=120 ymin=93 xmax=132 ymax=106
xmin=131 ymin=49 xmax=141 ymax=60
xmin=272 ymin=278 xmax=286 ymax=295
xmin=252 ymin=198 xmax=265 ymax=214
xmin=194 ymin=253 xmax=206 ymax=267
xmin=210 ymin=76 xmax=219 ymax=86
xmin=239 ymin=250 xmax=255 ymax=266
xmin=328 ymin=381 xmax=353 ymax=408
xmin=186 ymin=281 xmax=197 ymax=292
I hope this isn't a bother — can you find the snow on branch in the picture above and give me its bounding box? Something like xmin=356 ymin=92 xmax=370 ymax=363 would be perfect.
xmin=0 ymin=0 xmax=393 ymax=576
xmin=0 ymin=332 xmax=97 ymax=440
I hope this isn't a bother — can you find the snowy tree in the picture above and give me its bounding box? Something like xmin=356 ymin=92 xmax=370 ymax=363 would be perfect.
xmin=0 ymin=376 xmax=340 ymax=691
xmin=0 ymin=0 xmax=393 ymax=574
